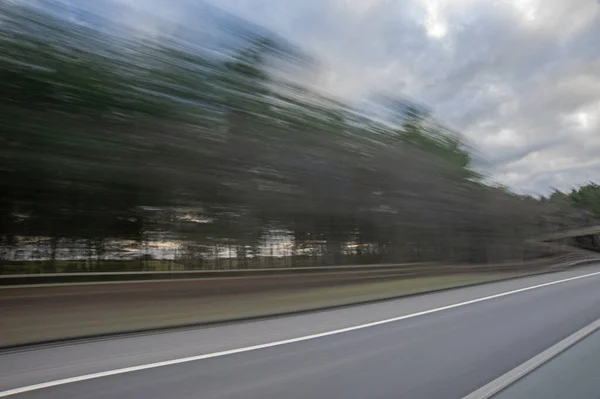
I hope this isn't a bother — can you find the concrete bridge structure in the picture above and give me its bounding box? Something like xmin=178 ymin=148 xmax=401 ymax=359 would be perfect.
xmin=537 ymin=226 xmax=600 ymax=253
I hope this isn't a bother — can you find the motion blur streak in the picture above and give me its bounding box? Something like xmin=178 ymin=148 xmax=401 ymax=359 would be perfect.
xmin=2 ymin=269 xmax=600 ymax=397
xmin=2 ymin=2 xmax=600 ymax=399
xmin=1 ymin=0 xmax=599 ymax=276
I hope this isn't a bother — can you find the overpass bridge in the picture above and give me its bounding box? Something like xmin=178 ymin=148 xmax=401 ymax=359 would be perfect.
xmin=536 ymin=225 xmax=600 ymax=253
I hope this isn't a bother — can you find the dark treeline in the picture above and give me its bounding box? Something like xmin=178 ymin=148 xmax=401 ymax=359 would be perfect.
xmin=549 ymin=184 xmax=600 ymax=219
xmin=0 ymin=3 xmax=597 ymax=272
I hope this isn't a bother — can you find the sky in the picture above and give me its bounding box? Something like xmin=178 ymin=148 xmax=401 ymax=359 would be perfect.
xmin=52 ymin=0 xmax=600 ymax=195
xmin=203 ymin=0 xmax=600 ymax=196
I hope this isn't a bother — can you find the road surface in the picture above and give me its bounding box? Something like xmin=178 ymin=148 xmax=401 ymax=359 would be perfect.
xmin=2 ymin=264 xmax=600 ymax=398
xmin=493 ymin=327 xmax=600 ymax=399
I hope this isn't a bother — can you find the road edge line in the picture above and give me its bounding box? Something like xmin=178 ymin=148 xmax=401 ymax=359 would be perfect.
xmin=462 ymin=317 xmax=600 ymax=399
xmin=2 ymin=270 xmax=600 ymax=397
xmin=0 ymin=269 xmax=564 ymax=353
xmin=3 ymin=260 xmax=598 ymax=352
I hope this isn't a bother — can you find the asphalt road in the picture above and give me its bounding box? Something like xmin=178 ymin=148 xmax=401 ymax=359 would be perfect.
xmin=2 ymin=264 xmax=600 ymax=399
xmin=493 ymin=327 xmax=600 ymax=399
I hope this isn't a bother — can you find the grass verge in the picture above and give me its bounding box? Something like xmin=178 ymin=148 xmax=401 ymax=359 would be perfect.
xmin=1 ymin=271 xmax=533 ymax=349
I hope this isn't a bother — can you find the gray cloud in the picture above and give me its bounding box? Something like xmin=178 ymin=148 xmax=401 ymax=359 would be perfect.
xmin=103 ymin=0 xmax=600 ymax=195
xmin=204 ymin=0 xmax=600 ymax=195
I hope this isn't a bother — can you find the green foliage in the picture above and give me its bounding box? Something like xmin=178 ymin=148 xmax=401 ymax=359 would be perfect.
xmin=0 ymin=2 xmax=595 ymax=269
xmin=569 ymin=184 xmax=600 ymax=217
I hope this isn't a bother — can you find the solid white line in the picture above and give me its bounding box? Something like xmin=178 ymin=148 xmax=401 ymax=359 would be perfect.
xmin=463 ymin=317 xmax=600 ymax=399
xmin=2 ymin=269 xmax=600 ymax=397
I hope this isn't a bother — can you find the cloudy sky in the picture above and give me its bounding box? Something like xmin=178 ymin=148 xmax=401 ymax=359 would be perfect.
xmin=195 ymin=0 xmax=599 ymax=196
xmin=56 ymin=0 xmax=600 ymax=195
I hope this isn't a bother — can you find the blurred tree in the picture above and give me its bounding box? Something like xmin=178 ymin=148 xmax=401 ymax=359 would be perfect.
xmin=569 ymin=183 xmax=600 ymax=218
xmin=1 ymin=1 xmax=597 ymax=271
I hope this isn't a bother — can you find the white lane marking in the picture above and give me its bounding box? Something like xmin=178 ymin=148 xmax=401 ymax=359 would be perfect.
xmin=463 ymin=317 xmax=600 ymax=399
xmin=2 ymin=269 xmax=600 ymax=397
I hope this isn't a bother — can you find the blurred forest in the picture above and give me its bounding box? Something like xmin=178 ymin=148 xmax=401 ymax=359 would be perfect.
xmin=1 ymin=3 xmax=598 ymax=273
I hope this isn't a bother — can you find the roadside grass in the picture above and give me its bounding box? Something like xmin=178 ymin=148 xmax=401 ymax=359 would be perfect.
xmin=1 ymin=271 xmax=532 ymax=347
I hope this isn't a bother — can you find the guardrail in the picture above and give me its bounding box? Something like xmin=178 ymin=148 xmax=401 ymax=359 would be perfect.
xmin=1 ymin=255 xmax=594 ymax=287
xmin=0 ymin=262 xmax=442 ymax=286
xmin=2 ymin=255 xmax=599 ymax=348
